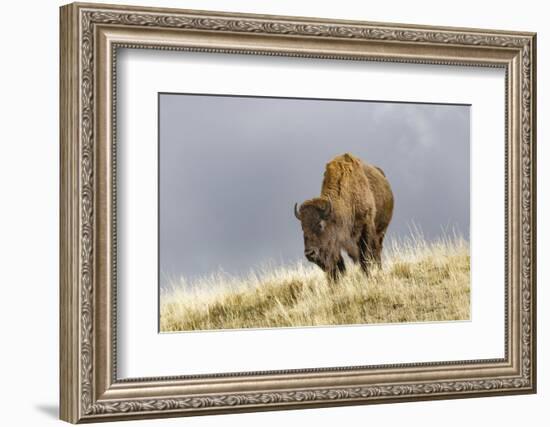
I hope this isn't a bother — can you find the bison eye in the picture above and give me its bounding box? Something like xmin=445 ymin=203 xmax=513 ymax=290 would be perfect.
xmin=319 ymin=220 xmax=326 ymax=232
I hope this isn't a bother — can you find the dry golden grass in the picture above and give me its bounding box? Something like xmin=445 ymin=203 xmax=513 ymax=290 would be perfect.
xmin=160 ymin=233 xmax=470 ymax=332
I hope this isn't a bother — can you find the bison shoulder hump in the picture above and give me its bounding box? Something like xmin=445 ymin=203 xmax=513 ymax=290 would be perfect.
xmin=374 ymin=166 xmax=386 ymax=177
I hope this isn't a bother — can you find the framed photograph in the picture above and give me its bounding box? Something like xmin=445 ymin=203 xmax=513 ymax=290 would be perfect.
xmin=60 ymin=2 xmax=537 ymax=423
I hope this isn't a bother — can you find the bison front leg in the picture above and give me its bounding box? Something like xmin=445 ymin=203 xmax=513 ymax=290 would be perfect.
xmin=359 ymin=225 xmax=381 ymax=276
xmin=327 ymin=255 xmax=346 ymax=283
xmin=337 ymin=256 xmax=346 ymax=275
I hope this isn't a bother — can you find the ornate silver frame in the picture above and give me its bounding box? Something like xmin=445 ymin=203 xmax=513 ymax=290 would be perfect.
xmin=60 ymin=2 xmax=537 ymax=423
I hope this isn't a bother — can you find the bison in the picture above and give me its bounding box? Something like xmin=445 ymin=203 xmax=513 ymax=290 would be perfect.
xmin=294 ymin=153 xmax=394 ymax=281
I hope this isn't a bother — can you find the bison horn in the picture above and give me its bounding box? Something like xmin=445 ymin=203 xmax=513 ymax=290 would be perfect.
xmin=294 ymin=203 xmax=301 ymax=220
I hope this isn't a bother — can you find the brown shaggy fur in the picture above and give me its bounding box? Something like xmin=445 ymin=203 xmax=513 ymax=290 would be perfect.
xmin=295 ymin=153 xmax=394 ymax=281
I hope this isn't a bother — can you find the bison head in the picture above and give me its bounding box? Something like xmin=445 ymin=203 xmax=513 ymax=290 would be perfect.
xmin=294 ymin=198 xmax=335 ymax=268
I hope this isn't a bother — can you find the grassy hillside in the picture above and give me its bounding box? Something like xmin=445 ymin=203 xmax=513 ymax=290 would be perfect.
xmin=160 ymin=233 xmax=470 ymax=332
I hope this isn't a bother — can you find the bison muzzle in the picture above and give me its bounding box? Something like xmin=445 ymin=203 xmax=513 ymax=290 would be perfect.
xmin=294 ymin=153 xmax=394 ymax=281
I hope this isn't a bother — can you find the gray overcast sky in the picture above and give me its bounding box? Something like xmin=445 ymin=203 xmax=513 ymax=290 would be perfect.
xmin=159 ymin=94 xmax=469 ymax=287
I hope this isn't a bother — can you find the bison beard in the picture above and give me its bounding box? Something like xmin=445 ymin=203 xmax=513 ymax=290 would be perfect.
xmin=294 ymin=153 xmax=394 ymax=282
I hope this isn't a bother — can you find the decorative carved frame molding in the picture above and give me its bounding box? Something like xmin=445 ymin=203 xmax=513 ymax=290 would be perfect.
xmin=60 ymin=2 xmax=536 ymax=423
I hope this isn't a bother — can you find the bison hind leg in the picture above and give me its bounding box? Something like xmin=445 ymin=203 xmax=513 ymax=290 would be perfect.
xmin=358 ymin=238 xmax=372 ymax=276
